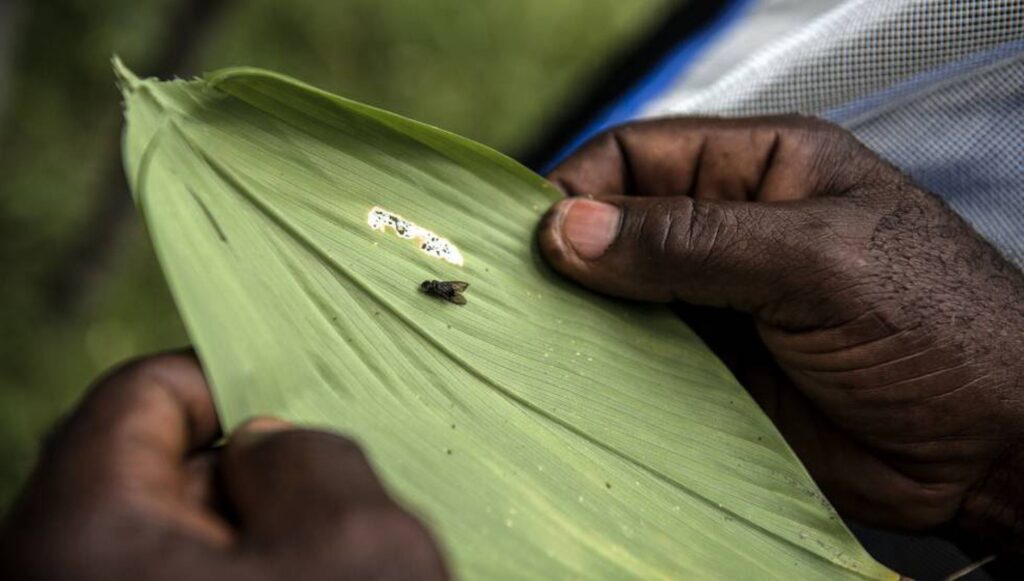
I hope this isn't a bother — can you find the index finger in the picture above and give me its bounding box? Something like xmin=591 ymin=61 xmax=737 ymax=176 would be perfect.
xmin=40 ymin=351 xmax=222 ymax=502
xmin=547 ymin=116 xmax=862 ymax=202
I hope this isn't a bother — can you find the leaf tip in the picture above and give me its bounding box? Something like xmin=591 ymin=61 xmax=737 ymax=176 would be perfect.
xmin=112 ymin=55 xmax=141 ymax=96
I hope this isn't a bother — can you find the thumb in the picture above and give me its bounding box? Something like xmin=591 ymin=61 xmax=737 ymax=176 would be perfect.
xmin=220 ymin=418 xmax=447 ymax=576
xmin=220 ymin=418 xmax=394 ymax=538
xmin=538 ymin=195 xmax=858 ymax=317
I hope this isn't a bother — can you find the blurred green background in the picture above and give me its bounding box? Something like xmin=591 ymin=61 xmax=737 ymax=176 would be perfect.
xmin=0 ymin=0 xmax=674 ymax=508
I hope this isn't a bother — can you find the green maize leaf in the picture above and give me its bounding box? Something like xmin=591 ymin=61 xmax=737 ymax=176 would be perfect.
xmin=115 ymin=57 xmax=895 ymax=580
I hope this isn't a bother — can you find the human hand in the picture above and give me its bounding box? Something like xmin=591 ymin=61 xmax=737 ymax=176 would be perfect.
xmin=538 ymin=117 xmax=1024 ymax=551
xmin=0 ymin=352 xmax=447 ymax=580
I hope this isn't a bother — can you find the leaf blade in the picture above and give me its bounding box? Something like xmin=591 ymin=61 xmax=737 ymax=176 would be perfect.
xmin=119 ymin=61 xmax=895 ymax=580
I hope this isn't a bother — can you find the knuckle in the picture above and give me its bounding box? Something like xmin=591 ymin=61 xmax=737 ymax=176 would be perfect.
xmin=595 ymin=120 xmax=641 ymax=144
xmin=42 ymin=353 xmax=196 ymax=457
xmin=777 ymin=113 xmax=839 ymax=133
xmin=106 ymin=352 xmax=194 ymax=389
xmin=581 ymin=128 xmax=624 ymax=164
xmin=790 ymin=215 xmax=869 ymax=285
xmin=589 ymin=127 xmax=618 ymax=149
xmin=89 ymin=352 xmax=201 ymax=412
xmin=772 ymin=117 xmax=870 ymax=194
xmin=785 ymin=114 xmax=847 ymax=139
xmin=810 ymin=228 xmax=865 ymax=272
xmin=802 ymin=115 xmax=845 ymax=136
xmin=769 ymin=114 xmax=848 ymax=147
xmin=795 ymin=122 xmax=848 ymax=157
xmin=796 ymin=124 xmax=898 ymax=198
xmin=608 ymin=121 xmax=642 ymax=143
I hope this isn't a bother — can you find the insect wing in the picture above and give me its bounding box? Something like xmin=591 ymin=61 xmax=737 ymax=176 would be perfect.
xmin=419 ymin=280 xmax=467 ymax=305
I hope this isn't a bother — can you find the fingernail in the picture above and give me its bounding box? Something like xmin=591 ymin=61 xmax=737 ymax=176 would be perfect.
xmin=240 ymin=416 xmax=292 ymax=433
xmin=561 ymin=199 xmax=621 ymax=260
xmin=232 ymin=416 xmax=292 ymax=445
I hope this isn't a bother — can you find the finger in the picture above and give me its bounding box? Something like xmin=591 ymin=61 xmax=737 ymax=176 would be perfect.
xmin=43 ymin=351 xmax=221 ymax=495
xmin=538 ymin=194 xmax=869 ymax=324
xmin=547 ymin=116 xmax=871 ymax=202
xmin=221 ymin=420 xmax=399 ymax=536
xmin=184 ymin=450 xmax=221 ymax=511
xmin=221 ymin=420 xmax=447 ymax=576
xmin=22 ymin=351 xmax=230 ymax=543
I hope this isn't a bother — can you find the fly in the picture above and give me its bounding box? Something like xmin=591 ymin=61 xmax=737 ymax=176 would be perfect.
xmin=420 ymin=280 xmax=469 ymax=305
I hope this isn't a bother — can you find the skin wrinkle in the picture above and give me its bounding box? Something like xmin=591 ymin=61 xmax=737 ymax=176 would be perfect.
xmin=697 ymin=206 xmax=729 ymax=272
xmin=792 ymin=282 xmax=881 ymax=326
xmin=841 ymin=382 xmax=987 ymax=429
xmin=659 ymin=200 xmax=680 ymax=260
xmin=896 ymin=374 xmax=996 ymax=408
xmin=751 ymin=131 xmax=781 ymax=200
xmin=836 ymin=361 xmax=975 ymax=394
xmin=779 ymin=308 xmax=902 ymax=344
xmin=767 ymin=318 xmax=901 ymax=358
xmin=626 ymin=204 xmax=650 ymax=264
xmin=686 ymin=133 xmax=707 ymax=198
xmin=681 ymin=201 xmax=705 ymax=270
xmin=795 ymin=345 xmax=959 ymax=376
xmin=611 ymin=130 xmax=636 ymax=197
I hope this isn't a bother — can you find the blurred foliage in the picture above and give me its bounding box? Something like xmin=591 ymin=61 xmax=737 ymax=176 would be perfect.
xmin=0 ymin=0 xmax=673 ymax=508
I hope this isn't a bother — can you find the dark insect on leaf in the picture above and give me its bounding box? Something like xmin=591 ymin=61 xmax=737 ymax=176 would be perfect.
xmin=420 ymin=280 xmax=469 ymax=305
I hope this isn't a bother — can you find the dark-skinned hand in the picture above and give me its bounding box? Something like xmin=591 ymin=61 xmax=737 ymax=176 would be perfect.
xmin=0 ymin=352 xmax=447 ymax=581
xmin=538 ymin=116 xmax=1024 ymax=553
